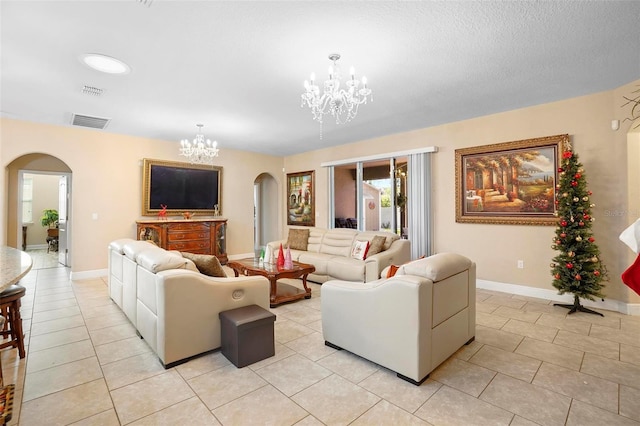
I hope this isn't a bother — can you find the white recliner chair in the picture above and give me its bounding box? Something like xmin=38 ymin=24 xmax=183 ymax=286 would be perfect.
xmin=321 ymin=252 xmax=476 ymax=385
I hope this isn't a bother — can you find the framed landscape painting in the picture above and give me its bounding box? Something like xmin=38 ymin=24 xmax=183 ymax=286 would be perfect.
xmin=455 ymin=134 xmax=568 ymax=225
xmin=287 ymin=170 xmax=315 ymax=226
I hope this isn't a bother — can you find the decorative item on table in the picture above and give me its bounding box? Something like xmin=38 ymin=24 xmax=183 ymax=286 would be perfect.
xmin=277 ymin=243 xmax=285 ymax=268
xmin=158 ymin=204 xmax=168 ymax=220
xmin=182 ymin=211 xmax=195 ymax=220
xmin=258 ymin=247 xmax=265 ymax=266
xmin=213 ymin=204 xmax=220 ymax=216
xmin=284 ymin=246 xmax=293 ymax=269
xmin=264 ymin=245 xmax=272 ymax=265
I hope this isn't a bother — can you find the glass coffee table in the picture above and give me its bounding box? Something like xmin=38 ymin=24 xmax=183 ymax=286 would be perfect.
xmin=227 ymin=258 xmax=315 ymax=307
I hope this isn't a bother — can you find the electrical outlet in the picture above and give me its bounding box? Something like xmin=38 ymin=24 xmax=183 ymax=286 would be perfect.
xmin=517 ymin=260 xmax=524 ymax=269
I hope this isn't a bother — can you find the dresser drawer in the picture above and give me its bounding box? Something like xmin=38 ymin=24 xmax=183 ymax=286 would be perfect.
xmin=167 ymin=240 xmax=210 ymax=252
xmin=168 ymin=223 xmax=209 ymax=232
xmin=167 ymin=230 xmax=209 ymax=241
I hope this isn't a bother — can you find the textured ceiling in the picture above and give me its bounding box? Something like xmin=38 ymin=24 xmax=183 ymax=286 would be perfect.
xmin=1 ymin=1 xmax=639 ymax=156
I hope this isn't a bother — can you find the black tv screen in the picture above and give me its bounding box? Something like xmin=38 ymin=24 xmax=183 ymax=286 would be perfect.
xmin=142 ymin=159 xmax=222 ymax=216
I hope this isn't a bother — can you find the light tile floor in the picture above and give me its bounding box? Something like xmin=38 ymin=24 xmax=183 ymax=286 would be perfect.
xmin=3 ymin=264 xmax=640 ymax=425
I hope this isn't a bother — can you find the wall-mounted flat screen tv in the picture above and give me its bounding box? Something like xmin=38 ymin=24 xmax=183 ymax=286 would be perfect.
xmin=142 ymin=158 xmax=222 ymax=216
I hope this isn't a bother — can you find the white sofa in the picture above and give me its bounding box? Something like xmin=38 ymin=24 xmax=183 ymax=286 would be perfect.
xmin=267 ymin=227 xmax=411 ymax=283
xmin=321 ymin=253 xmax=476 ymax=385
xmin=108 ymin=238 xmax=270 ymax=367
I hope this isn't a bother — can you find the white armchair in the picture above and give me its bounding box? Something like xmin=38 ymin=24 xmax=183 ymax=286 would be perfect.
xmin=321 ymin=253 xmax=476 ymax=385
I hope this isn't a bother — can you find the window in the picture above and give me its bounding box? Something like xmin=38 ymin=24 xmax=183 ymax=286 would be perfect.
xmin=22 ymin=177 xmax=33 ymax=223
xmin=324 ymin=147 xmax=437 ymax=259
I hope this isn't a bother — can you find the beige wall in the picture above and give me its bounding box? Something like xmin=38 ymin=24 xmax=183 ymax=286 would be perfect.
xmin=283 ymin=80 xmax=640 ymax=305
xmin=1 ymin=119 xmax=284 ymax=272
xmin=2 ymin=80 xmax=639 ymax=306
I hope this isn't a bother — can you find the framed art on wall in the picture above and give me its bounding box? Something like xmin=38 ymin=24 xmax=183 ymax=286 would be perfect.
xmin=455 ymin=134 xmax=568 ymax=225
xmin=287 ymin=170 xmax=315 ymax=226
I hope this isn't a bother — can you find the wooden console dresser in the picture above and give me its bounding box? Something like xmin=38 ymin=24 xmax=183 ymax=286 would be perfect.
xmin=136 ymin=218 xmax=227 ymax=264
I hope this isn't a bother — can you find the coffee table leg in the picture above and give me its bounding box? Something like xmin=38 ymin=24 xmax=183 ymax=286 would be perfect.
xmin=269 ymin=278 xmax=278 ymax=307
xmin=302 ymin=274 xmax=312 ymax=299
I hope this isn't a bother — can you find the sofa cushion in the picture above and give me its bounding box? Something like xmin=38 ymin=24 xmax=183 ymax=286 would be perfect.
xmin=109 ymin=238 xmax=135 ymax=254
xmin=367 ymin=235 xmax=387 ymax=257
xmin=287 ymin=228 xmax=310 ymax=251
xmin=298 ymin=252 xmax=332 ymax=275
xmin=351 ymin=240 xmax=370 ymax=260
xmin=181 ymin=252 xmax=226 ymax=277
xmin=319 ymin=229 xmax=357 ymax=257
xmin=385 ymin=264 xmax=400 ymax=278
xmin=327 ymin=256 xmax=366 ymax=282
xmin=123 ymin=240 xmax=158 ymax=261
xmin=398 ymin=253 xmax=472 ymax=282
xmin=137 ymin=249 xmax=189 ymax=273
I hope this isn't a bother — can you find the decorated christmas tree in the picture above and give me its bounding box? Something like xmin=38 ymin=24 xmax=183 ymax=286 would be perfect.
xmin=550 ymin=142 xmax=608 ymax=316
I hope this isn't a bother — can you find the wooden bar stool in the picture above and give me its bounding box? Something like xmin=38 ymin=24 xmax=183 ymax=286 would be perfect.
xmin=0 ymin=286 xmax=26 ymax=359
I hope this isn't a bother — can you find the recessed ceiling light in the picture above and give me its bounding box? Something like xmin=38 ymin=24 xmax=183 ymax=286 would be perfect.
xmin=80 ymin=53 xmax=130 ymax=75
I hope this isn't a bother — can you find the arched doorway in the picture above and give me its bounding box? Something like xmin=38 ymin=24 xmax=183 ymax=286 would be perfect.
xmin=254 ymin=173 xmax=278 ymax=253
xmin=6 ymin=153 xmax=72 ymax=268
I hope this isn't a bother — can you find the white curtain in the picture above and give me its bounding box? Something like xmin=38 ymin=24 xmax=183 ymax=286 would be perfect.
xmin=407 ymin=152 xmax=433 ymax=259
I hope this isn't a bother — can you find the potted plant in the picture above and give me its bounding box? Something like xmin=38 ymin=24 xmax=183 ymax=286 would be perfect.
xmin=41 ymin=209 xmax=59 ymax=229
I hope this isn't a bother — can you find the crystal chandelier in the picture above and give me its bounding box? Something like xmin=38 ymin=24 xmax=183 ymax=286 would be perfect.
xmin=179 ymin=124 xmax=219 ymax=164
xmin=301 ymin=53 xmax=372 ymax=125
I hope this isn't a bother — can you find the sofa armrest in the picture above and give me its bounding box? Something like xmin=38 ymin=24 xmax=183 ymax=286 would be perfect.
xmin=363 ymin=239 xmax=411 ymax=281
xmin=153 ymin=270 xmax=271 ymax=365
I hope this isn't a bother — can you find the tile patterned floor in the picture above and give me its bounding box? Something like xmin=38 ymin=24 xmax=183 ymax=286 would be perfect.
xmin=4 ymin=265 xmax=640 ymax=425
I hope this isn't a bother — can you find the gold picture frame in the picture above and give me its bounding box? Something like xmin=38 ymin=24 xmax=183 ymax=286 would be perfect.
xmin=455 ymin=134 xmax=568 ymax=225
xmin=287 ymin=170 xmax=315 ymax=226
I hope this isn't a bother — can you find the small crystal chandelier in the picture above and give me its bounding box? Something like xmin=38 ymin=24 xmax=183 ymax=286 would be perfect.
xmin=301 ymin=53 xmax=372 ymax=125
xmin=179 ymin=124 xmax=219 ymax=164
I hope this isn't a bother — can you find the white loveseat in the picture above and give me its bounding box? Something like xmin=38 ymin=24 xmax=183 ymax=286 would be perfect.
xmin=267 ymin=227 xmax=411 ymax=283
xmin=321 ymin=253 xmax=476 ymax=385
xmin=108 ymin=238 xmax=270 ymax=367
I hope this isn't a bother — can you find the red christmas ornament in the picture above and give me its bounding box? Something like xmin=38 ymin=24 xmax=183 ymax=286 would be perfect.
xmin=563 ymin=151 xmax=573 ymax=159
xmin=588 ymin=190 xmax=593 ymax=195
xmin=555 ymin=239 xmax=561 ymax=245
xmin=277 ymin=243 xmax=285 ymax=267
xmin=574 ymin=173 xmax=581 ymax=179
xmin=579 ymin=221 xmax=585 ymax=226
xmin=588 ymin=237 xmax=595 ymax=243
xmin=583 ymin=214 xmax=590 ymax=220
xmin=554 ymin=273 xmax=561 ymax=279
xmin=560 ymin=220 xmax=568 ymax=227
xmin=575 ymin=274 xmax=582 ymax=280
xmin=594 ymin=270 xmax=601 ymax=276
xmin=558 ymin=167 xmax=564 ymax=173
xmin=570 ymin=181 xmax=578 ymax=187
xmin=560 ymin=233 xmax=566 ymax=238
xmin=566 ymin=263 xmax=574 ymax=269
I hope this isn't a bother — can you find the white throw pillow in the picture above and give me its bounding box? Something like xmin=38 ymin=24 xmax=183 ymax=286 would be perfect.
xmin=351 ymin=240 xmax=370 ymax=260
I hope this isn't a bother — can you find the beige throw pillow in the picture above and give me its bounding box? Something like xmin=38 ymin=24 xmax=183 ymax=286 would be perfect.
xmin=367 ymin=235 xmax=387 ymax=257
xmin=181 ymin=252 xmax=226 ymax=277
xmin=287 ymin=229 xmax=310 ymax=251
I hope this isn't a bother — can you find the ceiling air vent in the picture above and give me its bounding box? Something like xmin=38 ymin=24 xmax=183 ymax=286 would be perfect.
xmin=81 ymin=85 xmax=103 ymax=96
xmin=71 ymin=113 xmax=110 ymax=130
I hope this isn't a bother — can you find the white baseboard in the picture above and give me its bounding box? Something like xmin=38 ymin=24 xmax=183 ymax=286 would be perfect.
xmin=70 ymin=269 xmax=108 ymax=281
xmin=477 ymin=279 xmax=640 ymax=316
